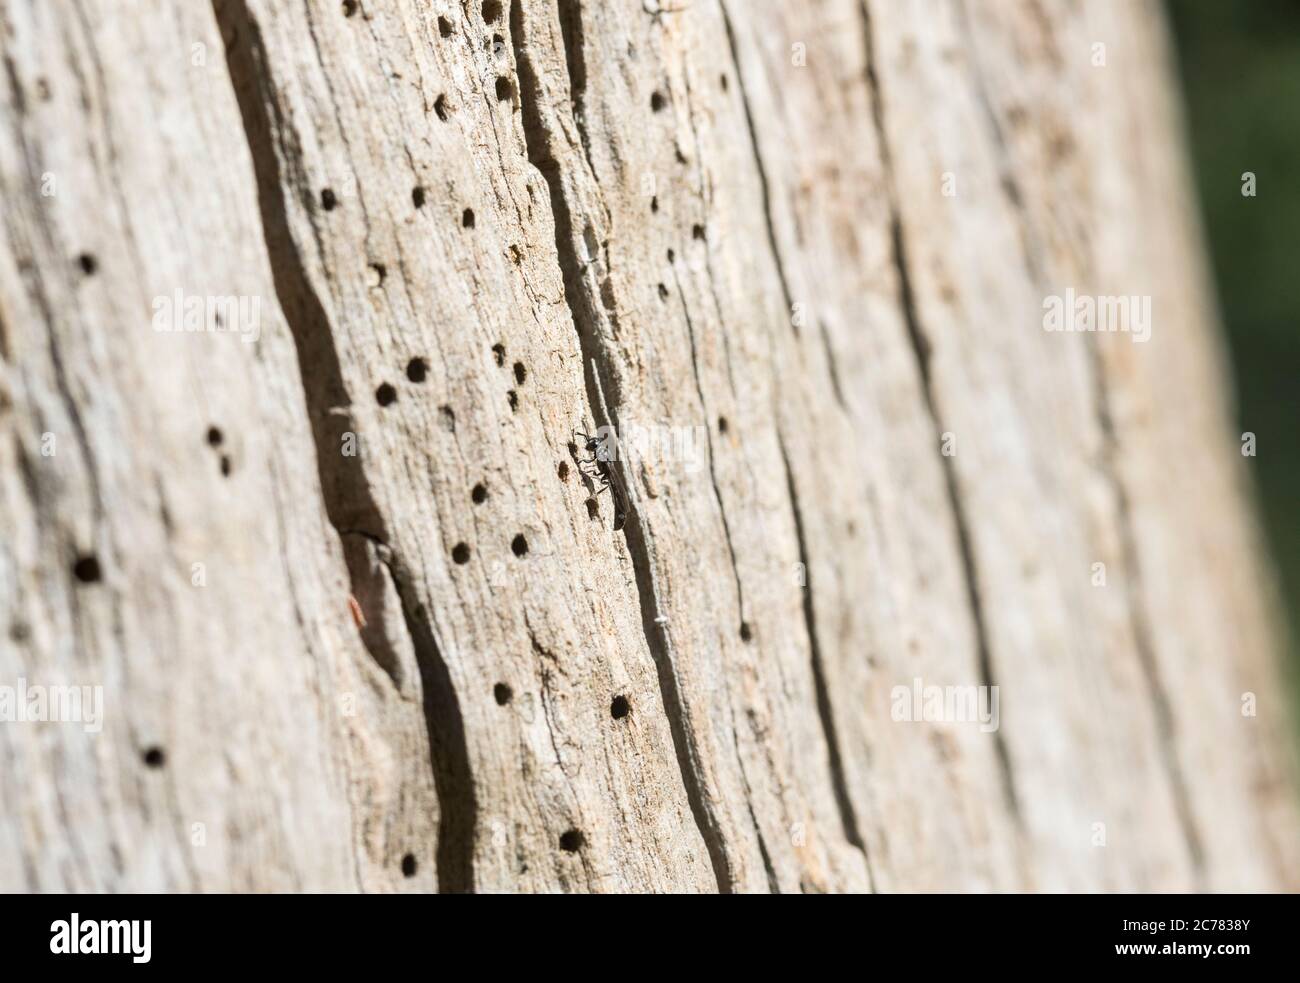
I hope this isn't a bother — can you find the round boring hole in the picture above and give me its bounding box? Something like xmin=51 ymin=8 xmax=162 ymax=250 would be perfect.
xmin=143 ymin=746 xmax=166 ymax=768
xmin=376 ymin=382 xmax=397 ymax=406
xmin=452 ymin=542 xmax=471 ymax=565
xmin=494 ymin=682 xmax=513 ymax=706
xmin=610 ymin=695 xmax=631 ymax=719
xmin=401 ymin=853 xmax=418 ymax=877
xmin=511 ymin=534 xmax=529 ymax=557
xmin=320 ymin=188 xmax=337 ymax=211
xmin=559 ymin=829 xmax=585 ymax=853
xmin=73 ymin=555 xmax=102 ymax=583
xmin=406 ymin=357 xmax=428 ymax=383
xmin=471 ymin=483 xmax=488 ymax=504
xmin=740 ymin=621 xmax=753 ymax=642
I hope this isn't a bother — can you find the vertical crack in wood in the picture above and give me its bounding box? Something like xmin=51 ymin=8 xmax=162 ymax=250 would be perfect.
xmin=719 ymin=0 xmax=875 ymax=886
xmin=859 ymin=0 xmax=1023 ymax=822
xmin=213 ymin=0 xmax=476 ymax=892
xmin=1088 ymin=352 xmax=1207 ymax=885
xmin=670 ymin=271 xmax=780 ymax=888
xmin=954 ymin=0 xmax=1205 ymax=879
xmin=776 ymin=429 xmax=875 ymax=891
xmin=510 ymin=0 xmax=733 ymax=893
xmin=717 ymin=1 xmax=797 ymax=330
xmin=954 ymin=0 xmax=1045 ymax=288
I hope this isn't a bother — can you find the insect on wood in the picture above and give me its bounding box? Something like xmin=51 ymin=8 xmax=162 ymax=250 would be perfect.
xmin=574 ymin=428 xmax=628 ymax=531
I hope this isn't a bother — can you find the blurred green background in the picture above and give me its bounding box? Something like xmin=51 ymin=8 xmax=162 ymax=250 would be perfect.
xmin=1167 ymin=1 xmax=1298 ymax=659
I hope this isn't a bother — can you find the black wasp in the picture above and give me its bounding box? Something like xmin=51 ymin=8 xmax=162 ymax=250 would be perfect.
xmin=573 ymin=428 xmax=628 ymax=531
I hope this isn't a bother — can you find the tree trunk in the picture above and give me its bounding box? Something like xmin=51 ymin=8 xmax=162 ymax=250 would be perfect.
xmin=1 ymin=0 xmax=1294 ymax=892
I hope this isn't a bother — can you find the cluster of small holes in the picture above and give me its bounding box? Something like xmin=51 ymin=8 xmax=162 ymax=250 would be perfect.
xmin=471 ymin=482 xmax=488 ymax=504
xmin=494 ymin=682 xmax=513 ymax=706
xmin=77 ymin=253 xmax=97 ymax=276
xmin=73 ymin=555 xmax=101 ymax=584
xmin=376 ymin=382 xmax=397 ymax=407
xmin=462 ymin=208 xmax=476 ymax=229
xmin=559 ymin=829 xmax=585 ymax=853
xmin=452 ymin=542 xmax=471 ymax=565
xmin=406 ymin=357 xmax=428 ymax=383
xmin=511 ymin=534 xmax=528 ymax=557
xmin=143 ymin=746 xmax=166 ymax=769
xmin=412 ymin=186 xmax=427 ymax=209
xmin=401 ymin=853 xmax=418 ymax=877
xmin=320 ymin=188 xmax=337 ymax=211
xmin=610 ymin=695 xmax=630 ymax=720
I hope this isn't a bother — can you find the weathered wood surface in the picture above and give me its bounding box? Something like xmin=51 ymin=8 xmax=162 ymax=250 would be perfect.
xmin=0 ymin=0 xmax=1295 ymax=892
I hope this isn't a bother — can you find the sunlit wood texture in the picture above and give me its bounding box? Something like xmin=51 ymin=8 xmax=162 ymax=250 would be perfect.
xmin=1 ymin=0 xmax=1294 ymax=891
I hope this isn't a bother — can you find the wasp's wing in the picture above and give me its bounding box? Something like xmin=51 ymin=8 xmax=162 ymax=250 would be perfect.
xmin=601 ymin=461 xmax=629 ymax=531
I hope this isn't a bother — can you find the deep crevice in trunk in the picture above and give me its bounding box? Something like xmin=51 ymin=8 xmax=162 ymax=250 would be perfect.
xmin=509 ymin=0 xmax=733 ymax=893
xmin=214 ymin=0 xmax=476 ymax=893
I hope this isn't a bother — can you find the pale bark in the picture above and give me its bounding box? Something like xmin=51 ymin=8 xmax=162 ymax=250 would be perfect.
xmin=1 ymin=0 xmax=1294 ymax=892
